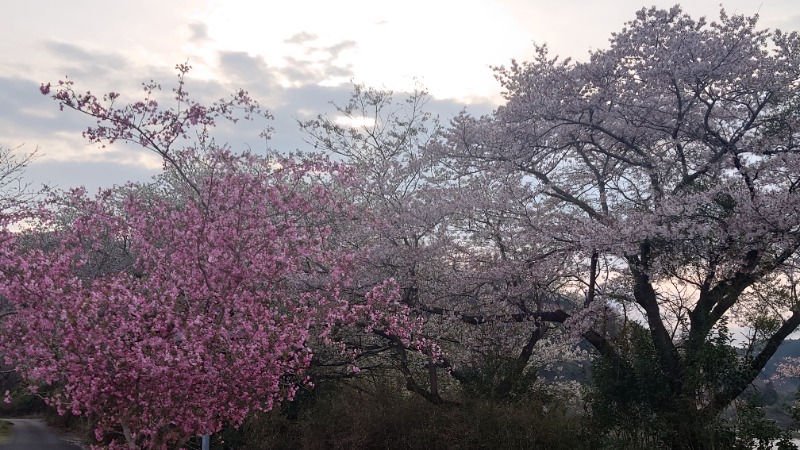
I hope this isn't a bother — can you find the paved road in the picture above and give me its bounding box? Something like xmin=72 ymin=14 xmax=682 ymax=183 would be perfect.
xmin=0 ymin=419 xmax=83 ymax=450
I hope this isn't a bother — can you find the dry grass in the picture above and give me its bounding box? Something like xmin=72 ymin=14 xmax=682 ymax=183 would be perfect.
xmin=0 ymin=420 xmax=13 ymax=443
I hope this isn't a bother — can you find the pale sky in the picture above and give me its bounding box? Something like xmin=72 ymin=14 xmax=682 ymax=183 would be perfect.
xmin=1 ymin=0 xmax=798 ymax=192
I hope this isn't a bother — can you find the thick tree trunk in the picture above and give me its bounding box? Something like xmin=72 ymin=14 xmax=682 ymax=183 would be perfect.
xmin=494 ymin=325 xmax=545 ymax=398
xmin=629 ymin=244 xmax=683 ymax=394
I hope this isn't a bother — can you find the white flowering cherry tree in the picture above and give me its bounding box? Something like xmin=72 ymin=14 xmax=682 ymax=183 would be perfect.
xmin=301 ymin=83 xmax=586 ymax=403
xmin=437 ymin=6 xmax=800 ymax=447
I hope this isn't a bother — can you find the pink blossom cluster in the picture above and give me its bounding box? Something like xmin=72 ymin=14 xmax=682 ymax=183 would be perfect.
xmin=0 ymin=139 xmax=416 ymax=447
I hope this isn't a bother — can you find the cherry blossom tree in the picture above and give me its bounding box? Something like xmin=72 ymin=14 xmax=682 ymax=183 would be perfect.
xmin=301 ymin=84 xmax=585 ymax=403
xmin=438 ymin=6 xmax=800 ymax=448
xmin=0 ymin=67 xmax=420 ymax=449
xmin=0 ymin=145 xmax=37 ymax=218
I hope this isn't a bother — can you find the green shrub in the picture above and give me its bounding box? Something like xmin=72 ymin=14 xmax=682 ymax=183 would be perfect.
xmin=212 ymin=373 xmax=587 ymax=450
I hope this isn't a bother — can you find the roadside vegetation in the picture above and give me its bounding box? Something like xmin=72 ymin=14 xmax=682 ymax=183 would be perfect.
xmin=0 ymin=420 xmax=12 ymax=443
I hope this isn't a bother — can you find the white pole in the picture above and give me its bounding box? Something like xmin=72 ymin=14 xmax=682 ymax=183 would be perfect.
xmin=202 ymin=434 xmax=210 ymax=450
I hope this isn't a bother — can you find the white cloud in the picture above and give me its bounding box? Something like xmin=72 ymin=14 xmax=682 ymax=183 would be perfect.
xmin=1 ymin=0 xmax=798 ymax=190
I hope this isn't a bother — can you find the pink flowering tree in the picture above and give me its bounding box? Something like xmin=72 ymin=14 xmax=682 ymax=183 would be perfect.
xmin=436 ymin=6 xmax=800 ymax=447
xmin=0 ymin=67 xmax=420 ymax=449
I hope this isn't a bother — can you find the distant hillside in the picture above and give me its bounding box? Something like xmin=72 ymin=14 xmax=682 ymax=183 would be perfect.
xmin=757 ymin=339 xmax=800 ymax=382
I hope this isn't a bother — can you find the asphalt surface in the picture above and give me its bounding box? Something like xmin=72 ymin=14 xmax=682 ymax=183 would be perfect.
xmin=0 ymin=419 xmax=83 ymax=450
